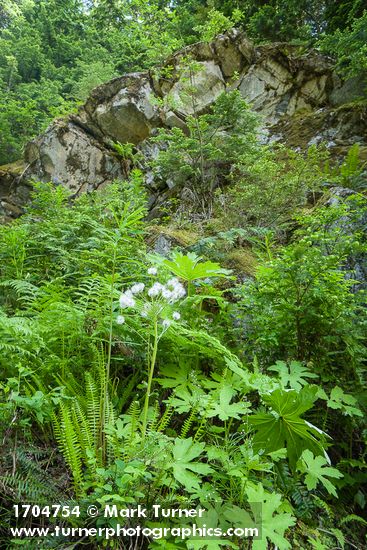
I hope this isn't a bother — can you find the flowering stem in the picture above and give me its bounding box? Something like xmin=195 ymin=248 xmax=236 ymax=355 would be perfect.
xmin=142 ymin=317 xmax=158 ymax=440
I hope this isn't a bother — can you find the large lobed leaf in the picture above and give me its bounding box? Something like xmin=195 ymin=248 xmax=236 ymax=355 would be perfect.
xmin=163 ymin=252 xmax=232 ymax=282
xmin=249 ymin=386 xmax=327 ymax=469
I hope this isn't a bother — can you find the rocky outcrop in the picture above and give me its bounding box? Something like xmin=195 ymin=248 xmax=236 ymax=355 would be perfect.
xmin=238 ymin=45 xmax=334 ymax=122
xmin=1 ymin=29 xmax=366 ymax=219
xmin=80 ymin=73 xmax=163 ymax=144
xmin=24 ymin=119 xmax=125 ymax=193
xmin=271 ymin=102 xmax=367 ymax=157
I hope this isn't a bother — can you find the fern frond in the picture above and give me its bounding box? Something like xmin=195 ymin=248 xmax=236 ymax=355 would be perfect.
xmin=180 ymin=408 xmax=197 ymax=438
xmin=0 ymin=279 xmax=40 ymax=308
xmin=147 ymin=401 xmax=160 ymax=432
xmin=312 ymin=495 xmax=334 ymax=519
xmin=157 ymin=404 xmax=174 ymax=433
xmin=126 ymin=400 xmax=141 ymax=457
xmin=106 ymin=402 xmax=119 ymax=463
xmin=85 ymin=372 xmax=101 ymax=450
xmin=340 ymin=514 xmax=367 ymax=526
xmin=54 ymin=402 xmax=84 ymax=497
xmin=74 ymin=276 xmax=103 ymax=312
xmin=116 ymin=372 xmax=141 ymax=411
xmin=73 ymin=398 xmax=94 ymax=455
xmin=0 ymin=447 xmax=65 ymax=504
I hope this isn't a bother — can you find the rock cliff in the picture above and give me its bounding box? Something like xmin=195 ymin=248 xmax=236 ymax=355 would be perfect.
xmin=1 ymin=29 xmax=366 ymax=221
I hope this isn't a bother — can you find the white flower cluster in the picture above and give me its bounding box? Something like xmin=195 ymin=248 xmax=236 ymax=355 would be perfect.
xmin=119 ymin=282 xmax=145 ymax=310
xmin=119 ymin=289 xmax=136 ymax=309
xmin=145 ymin=267 xmax=187 ymax=302
xmin=131 ymin=283 xmax=145 ymax=294
xmin=147 ymin=282 xmax=164 ymax=298
xmin=116 ymin=267 xmax=185 ymax=327
xmin=147 ymin=277 xmax=186 ymax=302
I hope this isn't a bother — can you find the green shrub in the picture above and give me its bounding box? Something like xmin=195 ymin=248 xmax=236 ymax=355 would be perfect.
xmin=233 ymin=197 xmax=367 ymax=380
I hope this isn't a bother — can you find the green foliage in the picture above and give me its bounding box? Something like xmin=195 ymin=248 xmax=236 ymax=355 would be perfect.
xmin=71 ymin=59 xmax=116 ymax=101
xmin=162 ymin=251 xmax=232 ymax=293
xmin=1 ymin=8 xmax=367 ymax=541
xmin=112 ymin=141 xmax=137 ymax=161
xmin=169 ymin=437 xmax=212 ymax=492
xmin=246 ymin=482 xmax=296 ymax=550
xmin=202 ymin=1 xmax=366 ymax=45
xmin=1 ymin=1 xmax=366 ymax=164
xmin=269 ymin=360 xmax=318 ymax=391
xmin=249 ymin=386 xmax=327 ymax=470
xmin=53 ymin=351 xmax=117 ymax=497
xmin=234 ymin=197 xmax=367 ymax=376
xmin=0 ymin=179 xmax=365 ymax=548
xmin=319 ymin=10 xmax=367 ymax=77
xmin=153 ymin=90 xmax=259 ymax=217
xmin=0 ymin=0 xmax=183 ymax=163
xmin=297 ymin=450 xmax=343 ymax=497
xmin=194 ymin=8 xmax=242 ymax=41
xmin=220 ymin=144 xmax=332 ymax=230
xmin=206 ymin=384 xmax=250 ymax=421
xmin=318 ymin=386 xmax=363 ymax=418
xmin=0 ymin=446 xmax=65 ymax=504
xmin=339 ymin=143 xmax=367 ymax=189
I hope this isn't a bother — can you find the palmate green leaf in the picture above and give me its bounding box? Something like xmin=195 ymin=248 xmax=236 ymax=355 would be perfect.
xmin=206 ymin=385 xmax=250 ymax=421
xmin=157 ymin=361 xmax=204 ymax=392
xmin=168 ymin=386 xmax=209 ymax=414
xmin=185 ymin=504 xmax=242 ymax=548
xmin=326 ymin=386 xmax=363 ymax=417
xmin=249 ymin=386 xmax=327 ymax=469
xmin=297 ymin=450 xmax=343 ymax=497
xmin=169 ymin=438 xmax=213 ymax=492
xmin=269 ymin=361 xmax=318 ymax=391
xmin=189 ymin=482 xmax=222 ymax=503
xmin=223 ymin=503 xmax=256 ymax=528
xmin=163 ymin=252 xmax=232 ymax=282
xmin=224 ymin=357 xmax=278 ymax=394
xmin=247 ymin=482 xmax=295 ymax=550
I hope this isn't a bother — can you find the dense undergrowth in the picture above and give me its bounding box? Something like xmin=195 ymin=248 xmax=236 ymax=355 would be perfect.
xmin=0 ymin=142 xmax=366 ymax=548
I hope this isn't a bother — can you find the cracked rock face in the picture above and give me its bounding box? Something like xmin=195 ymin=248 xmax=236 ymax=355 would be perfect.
xmin=80 ymin=74 xmax=163 ymax=144
xmin=24 ymin=120 xmax=125 ymax=193
xmin=1 ymin=28 xmax=366 ymax=219
xmin=238 ymin=48 xmax=333 ymax=123
xmin=165 ymin=60 xmax=226 ymax=116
